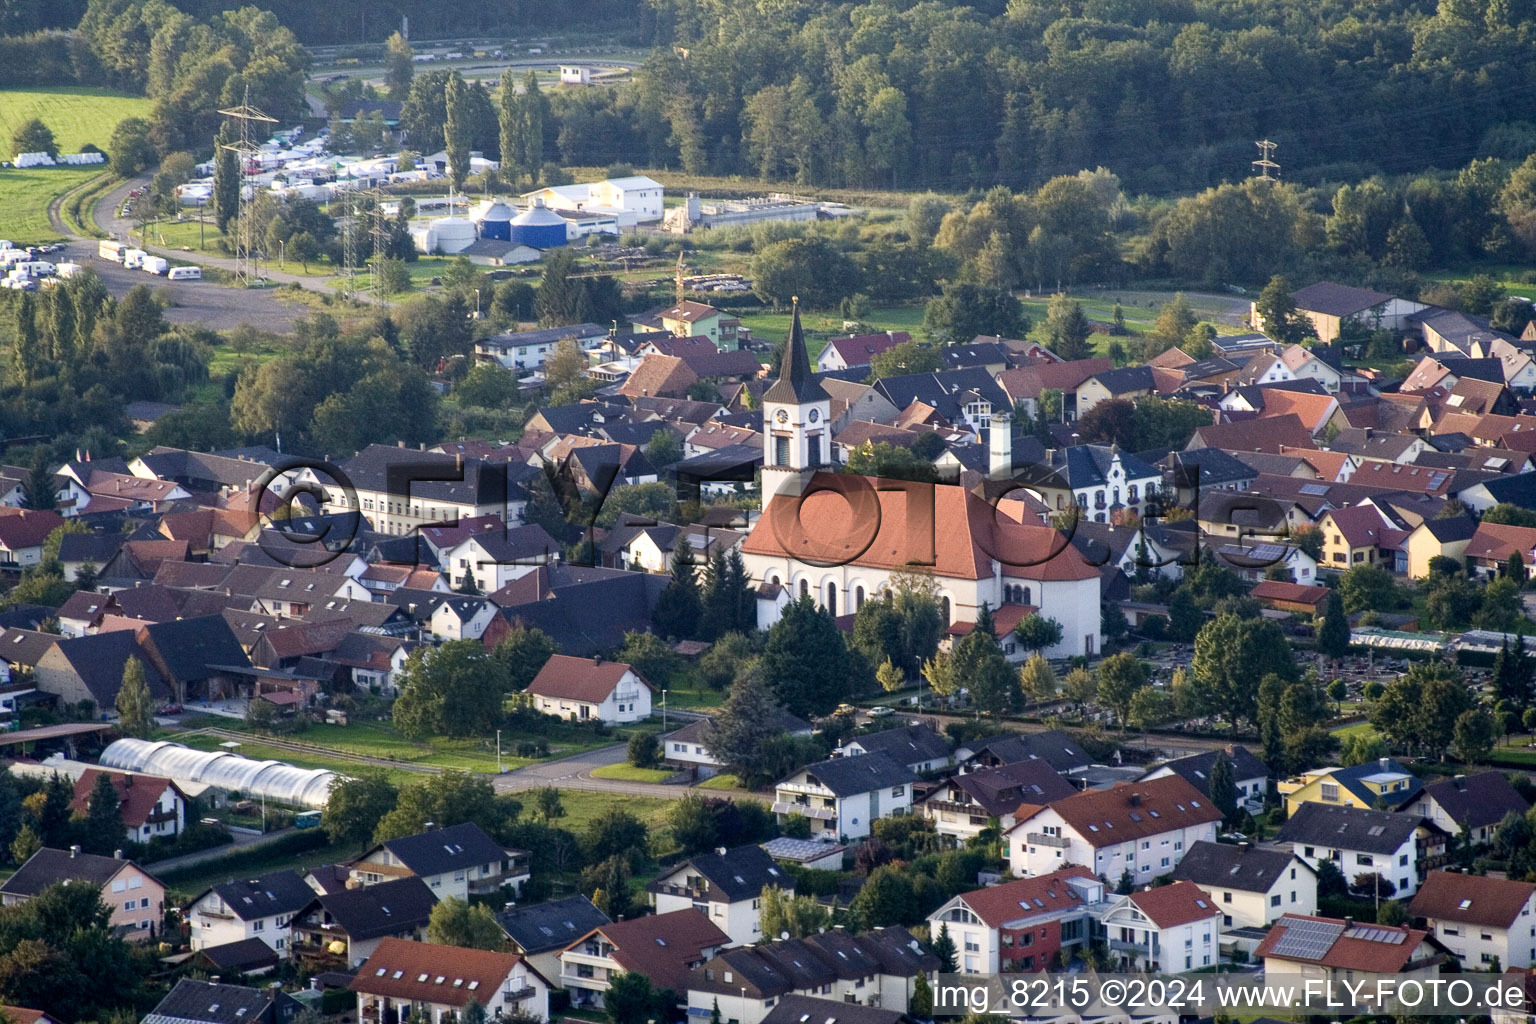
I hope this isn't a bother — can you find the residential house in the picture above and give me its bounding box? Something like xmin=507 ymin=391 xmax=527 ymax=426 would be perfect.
xmin=619 ymin=353 xmax=700 ymax=400
xmin=526 ymin=654 xmax=654 ymax=724
xmin=440 ymin=524 xmax=560 ymax=593
xmin=350 ymin=822 xmax=530 ymax=902
xmin=1401 ymin=771 xmax=1531 ymax=846
xmin=1280 ymin=344 xmax=1346 ymax=393
xmin=1279 ymin=758 xmax=1423 ymax=815
xmin=1097 ymin=880 xmax=1221 ymax=972
xmin=926 ymin=866 xmax=1101 ymax=975
xmin=683 ymin=928 xmax=937 ymax=1024
xmin=350 ymin=938 xmax=551 ymax=1024
xmin=497 ymin=895 xmax=611 ymax=987
xmin=32 ymin=631 xmax=169 ymax=713
xmin=474 ymin=323 xmax=609 ymax=371
xmin=834 ymin=723 xmax=951 ymax=774
xmin=996 ymin=357 xmax=1111 ymax=421
xmin=772 ymin=752 xmax=917 ymax=840
xmin=1256 ymin=913 xmax=1445 ymax=984
xmin=1408 ymin=870 xmax=1536 ymax=969
xmin=0 ymin=509 xmax=65 ymax=566
xmin=186 ymin=938 xmax=281 ymax=978
xmin=290 ymin=876 xmax=437 ymax=968
xmin=70 ymin=769 xmax=186 ymax=845
xmin=1402 ymin=515 xmax=1479 ymax=578
xmin=1003 ymin=776 xmax=1221 ymax=879
xmin=1185 ymin=414 xmax=1316 ymax=455
xmin=1275 ymin=802 xmax=1439 ymax=897
xmin=0 ymin=846 xmax=163 ymax=938
xmin=1421 ymin=309 xmax=1517 ymax=357
xmin=561 ymin=909 xmax=730 ymax=1010
xmin=632 ymin=301 xmax=739 ymax=349
xmin=649 ymin=844 xmax=792 ymax=946
xmin=815 ymin=332 xmax=907 ymax=372
xmin=1171 ymin=841 xmax=1318 ymax=928
xmin=760 ymin=997 xmax=903 ymax=1024
xmin=1464 ymin=521 xmax=1536 ymax=578
xmin=323 ymin=445 xmax=528 ymax=537
xmin=1248 ymin=580 xmax=1331 ymax=616
xmin=1015 ymin=444 xmax=1162 ymax=521
xmin=1316 ymin=504 xmax=1401 ymax=571
xmin=187 ymin=870 xmax=315 ymax=953
xmin=1076 ymin=366 xmax=1155 ymax=416
xmin=1274 ymin=283 xmax=1427 ymax=344
xmin=1137 ymin=746 xmax=1268 ymax=813
xmin=143 ymin=979 xmax=302 ymax=1024
xmin=664 ymin=711 xmax=813 ymax=779
xmin=918 ymin=760 xmax=1077 ymax=846
xmin=954 ymin=730 xmax=1093 ymax=775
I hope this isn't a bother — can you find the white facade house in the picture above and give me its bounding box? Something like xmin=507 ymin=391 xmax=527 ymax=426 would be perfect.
xmin=1170 ymin=841 xmax=1318 ymax=930
xmin=665 ymin=711 xmax=812 ymax=779
xmin=926 ymin=867 xmax=1102 ymax=975
xmin=1274 ymin=802 xmax=1429 ymax=899
xmin=350 ymin=939 xmax=551 ymax=1024
xmin=648 ymin=844 xmax=792 ymax=947
xmin=441 ymin=527 xmax=558 ymax=592
xmin=526 ymin=655 xmax=654 ymax=724
xmin=1097 ymin=881 xmax=1221 ymax=973
xmin=187 ymin=870 xmax=315 ymax=953
xmin=474 ymin=323 xmax=610 ymax=372
xmin=772 ymin=752 xmax=917 ymax=840
xmin=1005 ymin=776 xmax=1221 ymax=880
xmin=1409 ymin=870 xmax=1536 ymax=970
xmin=350 ymin=822 xmax=530 ymax=903
xmin=320 ymin=445 xmax=527 ymax=538
xmin=523 ymin=176 xmax=664 ymax=225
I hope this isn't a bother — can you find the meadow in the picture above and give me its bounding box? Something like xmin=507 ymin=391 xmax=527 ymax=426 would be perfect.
xmin=0 ymin=166 xmax=102 ymax=242
xmin=0 ymin=86 xmax=155 ymax=156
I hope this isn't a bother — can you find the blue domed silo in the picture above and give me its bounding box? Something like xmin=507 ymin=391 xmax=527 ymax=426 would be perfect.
xmin=510 ymin=199 xmax=568 ymax=249
xmin=477 ymin=200 xmax=514 ymax=241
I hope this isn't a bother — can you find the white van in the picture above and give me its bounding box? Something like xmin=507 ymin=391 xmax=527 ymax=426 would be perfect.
xmin=167 ymin=266 xmax=201 ymax=281
xmin=122 ymin=248 xmax=147 ymax=269
xmin=141 ymin=256 xmax=169 ymax=275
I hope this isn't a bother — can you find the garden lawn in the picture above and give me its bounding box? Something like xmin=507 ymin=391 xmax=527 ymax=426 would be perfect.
xmin=735 ymin=304 xmax=927 ymax=356
xmin=589 ymin=763 xmax=674 ymax=782
xmin=1421 ymin=265 xmax=1536 ymax=302
xmin=697 ymin=773 xmax=743 ymax=790
xmin=544 ymin=789 xmax=673 ymax=832
xmin=0 ymin=167 xmax=102 ymax=242
xmin=0 ymin=86 xmax=155 ymax=156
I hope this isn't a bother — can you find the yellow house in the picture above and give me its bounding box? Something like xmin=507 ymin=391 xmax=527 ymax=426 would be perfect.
xmin=658 ymin=301 xmax=739 ymax=350
xmin=1315 ymin=505 xmax=1392 ymax=571
xmin=1401 ymin=516 xmax=1478 ymax=579
xmin=1279 ymin=758 xmax=1422 ymax=816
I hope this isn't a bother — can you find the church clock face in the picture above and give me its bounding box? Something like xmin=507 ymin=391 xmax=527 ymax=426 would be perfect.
xmin=808 ymin=408 xmax=820 ymax=423
xmin=775 ymin=409 xmax=789 ymax=424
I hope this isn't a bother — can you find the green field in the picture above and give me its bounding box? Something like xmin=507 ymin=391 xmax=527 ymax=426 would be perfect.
xmin=1421 ymin=265 xmax=1536 ymax=301
xmin=0 ymin=166 xmax=102 ymax=242
xmin=697 ymin=773 xmax=743 ymax=790
xmin=0 ymin=86 xmax=155 ymax=157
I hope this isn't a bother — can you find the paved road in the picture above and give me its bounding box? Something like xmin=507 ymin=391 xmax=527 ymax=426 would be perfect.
xmin=495 ymin=730 xmax=757 ymax=802
xmin=144 ymin=824 xmax=298 ymax=872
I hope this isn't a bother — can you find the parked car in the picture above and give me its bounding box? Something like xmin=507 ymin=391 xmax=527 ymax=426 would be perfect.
xmin=869 ymin=705 xmax=894 ymax=717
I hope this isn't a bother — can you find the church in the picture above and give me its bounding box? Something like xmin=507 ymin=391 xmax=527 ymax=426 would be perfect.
xmin=739 ymin=304 xmax=1103 ymax=660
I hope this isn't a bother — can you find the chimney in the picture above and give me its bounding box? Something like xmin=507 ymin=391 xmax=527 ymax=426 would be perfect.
xmin=114 ymin=848 xmax=124 ymax=859
xmin=1455 ymin=774 xmax=1466 ymax=790
xmin=989 ymin=411 xmax=1012 ymax=480
xmin=1344 ymin=916 xmax=1354 ymax=930
xmin=397 ymin=440 xmax=405 ymax=448
xmin=419 ymin=443 xmax=426 ymax=451
xmin=1238 ymin=841 xmax=1251 ymax=851
xmin=69 ymin=845 xmax=80 ymax=857
xmin=1378 ymin=757 xmax=1391 ymax=772
xmin=1129 ymin=793 xmax=1141 ymax=807
xmin=455 ymin=453 xmax=464 ymax=470
xmin=715 ymin=847 xmax=727 ymax=856
xmin=593 ymin=655 xmax=603 ymax=665
xmin=424 ymin=822 xmax=436 ymax=831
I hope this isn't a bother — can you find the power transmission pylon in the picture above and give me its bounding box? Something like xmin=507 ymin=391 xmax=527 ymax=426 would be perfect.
xmin=217 ymin=86 xmax=278 ymax=287
xmin=368 ymin=186 xmax=389 ymax=298
xmin=1253 ymin=139 xmax=1280 ymax=181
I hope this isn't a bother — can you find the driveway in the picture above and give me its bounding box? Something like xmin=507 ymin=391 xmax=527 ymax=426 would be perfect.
xmin=495 ymin=732 xmax=753 ymax=802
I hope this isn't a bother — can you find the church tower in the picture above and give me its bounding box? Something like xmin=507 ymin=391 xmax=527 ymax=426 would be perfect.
xmin=761 ymin=299 xmax=830 ymax=513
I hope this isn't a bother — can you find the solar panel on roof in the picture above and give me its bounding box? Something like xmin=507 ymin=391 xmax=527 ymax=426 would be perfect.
xmin=1299 ymin=483 xmax=1330 ymax=495
xmin=1270 ymin=918 xmax=1345 ymax=960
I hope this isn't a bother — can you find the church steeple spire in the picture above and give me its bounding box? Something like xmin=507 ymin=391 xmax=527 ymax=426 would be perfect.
xmin=764 ymin=297 xmax=828 ymax=405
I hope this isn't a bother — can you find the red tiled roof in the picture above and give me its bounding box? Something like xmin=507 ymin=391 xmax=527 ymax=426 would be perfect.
xmin=1321 ymin=504 xmax=1392 ymax=549
xmin=1250 ymin=580 xmax=1331 ymax=607
xmin=955 ymin=866 xmax=1097 ymax=927
xmin=1189 ymin=414 xmax=1314 ymax=454
xmin=1258 ymin=391 xmax=1337 ymax=435
xmin=742 ymin=473 xmax=1098 ymax=583
xmin=351 ymin=938 xmax=532 ymax=1006
xmin=619 ymin=353 xmax=699 ymax=399
xmin=1409 ymin=870 xmax=1535 ymax=928
xmin=1009 ymin=776 xmax=1221 ymax=848
xmin=1466 ymin=522 xmax=1536 ymax=563
xmin=526 ymin=654 xmax=652 ymax=703
xmin=70 ymin=769 xmax=179 ymax=829
xmin=1256 ymin=913 xmax=1430 ymax=972
xmin=1126 ymin=880 xmax=1221 ymax=928
xmin=0 ymin=508 xmax=65 ymax=551
xmin=578 ymin=909 xmax=729 ymax=994
xmin=660 ymin=301 xmax=721 ymax=323
xmin=824 ymin=333 xmax=907 ymax=366
xmin=996 ymin=359 xmax=1112 ymax=401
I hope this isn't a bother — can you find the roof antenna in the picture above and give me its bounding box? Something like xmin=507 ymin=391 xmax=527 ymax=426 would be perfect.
xmin=675 ymin=250 xmax=685 ymax=306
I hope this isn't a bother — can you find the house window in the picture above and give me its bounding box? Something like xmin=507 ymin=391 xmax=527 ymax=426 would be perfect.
xmin=1320 ymin=783 xmax=1340 ymax=802
xmin=1271 ymin=894 xmax=1281 ymax=907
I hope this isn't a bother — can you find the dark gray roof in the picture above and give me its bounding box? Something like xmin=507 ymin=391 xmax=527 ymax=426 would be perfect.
xmin=1419 ymin=515 xmax=1479 ymax=542
xmin=56 ymin=531 xmax=125 ymax=565
xmin=194 ymin=937 xmax=281 ymax=974
xmin=144 ymin=979 xmax=302 ymax=1024
xmin=1171 ymin=840 xmax=1309 ymax=892
xmin=842 ymin=723 xmax=949 ymax=766
xmin=1415 ymin=771 xmax=1530 ymax=831
xmin=1291 ymin=282 xmax=1395 ymax=317
xmin=763 ymin=304 xmax=829 ymax=405
xmin=1274 ymin=802 xmax=1428 ymax=854
xmin=761 ymin=994 xmax=906 ymax=1024
xmin=1142 ymin=746 xmax=1269 ymax=795
xmin=941 ymin=342 xmax=1011 ymax=369
xmin=140 ymin=615 xmax=252 ymax=684
xmin=1476 ymin=472 xmax=1536 ymax=507
xmin=662 ymin=844 xmax=793 ymax=903
xmin=303 ymin=876 xmax=437 ymax=940
xmin=479 ymin=323 xmax=607 ymax=353
xmin=960 ymin=729 xmax=1091 ymax=773
xmin=1087 ymin=365 xmax=1156 ymax=396
xmin=195 ymin=870 xmax=314 ymax=921
xmin=494 ymin=570 xmax=664 ymax=657
xmin=48 ymin=632 xmax=170 ymax=707
xmin=925 ymin=759 xmax=1076 ymax=817
xmin=375 ymin=821 xmax=508 ymax=876
xmin=0 ymin=846 xmax=153 ymax=897
xmin=873 ymin=368 xmax=1010 ymax=425
xmin=497 ymin=894 xmax=611 ymax=955
xmin=1169 ymin=448 xmax=1260 ymax=487
xmin=794 ymin=751 xmax=917 ymax=797
xmin=1057 ymin=444 xmax=1160 ymax=490
xmin=338 ymin=445 xmax=522 ymax=506
xmin=136 ymin=447 xmax=279 ymax=489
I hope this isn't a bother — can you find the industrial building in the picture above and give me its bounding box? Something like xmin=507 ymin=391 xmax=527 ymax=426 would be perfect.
xmin=664 ymin=192 xmax=857 ymax=233
xmin=522 ymin=175 xmax=664 ymax=226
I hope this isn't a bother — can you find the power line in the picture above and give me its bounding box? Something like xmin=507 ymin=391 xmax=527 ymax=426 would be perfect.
xmin=217 ymin=86 xmax=277 ymax=288
xmin=1253 ymin=139 xmax=1280 ymax=181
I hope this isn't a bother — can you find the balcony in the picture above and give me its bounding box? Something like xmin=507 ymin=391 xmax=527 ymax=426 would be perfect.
xmin=504 ymin=987 xmax=537 ymax=1003
xmin=145 ymin=809 xmax=179 ymax=826
xmin=1025 ymin=833 xmax=1070 ymax=849
xmin=1109 ymin=938 xmax=1158 ymax=956
xmin=772 ymin=801 xmax=836 ymax=821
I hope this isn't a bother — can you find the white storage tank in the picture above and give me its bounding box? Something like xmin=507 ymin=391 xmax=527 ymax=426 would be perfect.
xmin=426 ymin=215 xmax=476 ymax=254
